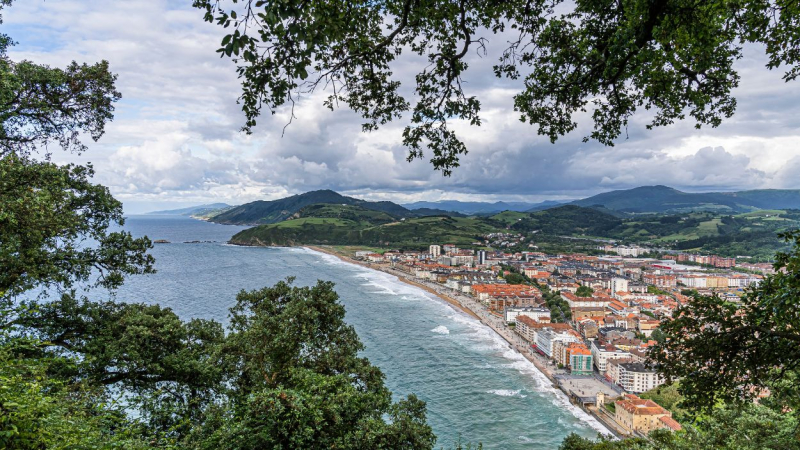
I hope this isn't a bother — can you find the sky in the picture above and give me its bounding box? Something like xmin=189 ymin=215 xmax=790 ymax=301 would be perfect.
xmin=5 ymin=0 xmax=800 ymax=213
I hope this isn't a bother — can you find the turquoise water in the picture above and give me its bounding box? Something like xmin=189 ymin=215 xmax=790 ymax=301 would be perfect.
xmin=110 ymin=215 xmax=605 ymax=449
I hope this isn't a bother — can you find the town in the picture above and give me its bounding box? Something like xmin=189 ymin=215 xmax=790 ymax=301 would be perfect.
xmin=350 ymin=241 xmax=769 ymax=438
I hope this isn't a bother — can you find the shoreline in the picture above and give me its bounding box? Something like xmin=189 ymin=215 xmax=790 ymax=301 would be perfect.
xmin=305 ymin=246 xmax=482 ymax=320
xmin=304 ymin=245 xmax=619 ymax=437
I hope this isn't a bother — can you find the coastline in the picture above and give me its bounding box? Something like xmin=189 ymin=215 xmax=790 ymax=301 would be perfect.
xmin=305 ymin=245 xmax=482 ymax=320
xmin=304 ymin=245 xmax=620 ymax=437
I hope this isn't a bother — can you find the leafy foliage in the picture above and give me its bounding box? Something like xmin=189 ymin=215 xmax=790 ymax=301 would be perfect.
xmin=0 ymin=337 xmax=153 ymax=449
xmin=195 ymin=0 xmax=799 ymax=173
xmin=575 ymin=285 xmax=594 ymax=297
xmin=559 ymin=403 xmax=800 ymax=450
xmin=651 ymin=230 xmax=800 ymax=415
xmin=186 ymin=280 xmax=436 ymax=449
xmin=0 ymin=44 xmax=120 ymax=156
xmin=0 ymin=0 xmax=151 ymax=303
xmin=0 ymin=154 xmax=155 ymax=299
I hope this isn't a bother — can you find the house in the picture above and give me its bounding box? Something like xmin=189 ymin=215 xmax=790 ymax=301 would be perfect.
xmin=614 ymin=394 xmax=682 ymax=434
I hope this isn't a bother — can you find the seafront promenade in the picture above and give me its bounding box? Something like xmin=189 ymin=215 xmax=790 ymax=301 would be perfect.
xmin=306 ymin=246 xmax=627 ymax=438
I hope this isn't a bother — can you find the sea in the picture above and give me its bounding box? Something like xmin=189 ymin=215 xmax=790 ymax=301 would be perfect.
xmin=104 ymin=215 xmax=607 ymax=449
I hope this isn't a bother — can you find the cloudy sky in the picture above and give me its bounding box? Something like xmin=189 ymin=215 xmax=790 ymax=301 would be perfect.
xmin=5 ymin=0 xmax=800 ymax=213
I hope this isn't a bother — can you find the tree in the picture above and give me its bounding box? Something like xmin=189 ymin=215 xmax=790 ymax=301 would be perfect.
xmin=576 ymin=285 xmax=593 ymax=297
xmin=195 ymin=0 xmax=800 ymax=174
xmin=652 ymin=230 xmax=800 ymax=415
xmin=0 ymin=0 xmax=152 ymax=302
xmin=0 ymin=154 xmax=155 ymax=300
xmin=0 ymin=0 xmax=120 ymax=157
xmin=186 ymin=280 xmax=436 ymax=449
xmin=0 ymin=337 xmax=153 ymax=449
xmin=504 ymin=272 xmax=528 ymax=285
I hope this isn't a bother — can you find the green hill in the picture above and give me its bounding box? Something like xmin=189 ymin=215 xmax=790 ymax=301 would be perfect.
xmin=568 ymin=185 xmax=800 ymax=215
xmin=227 ymin=204 xmax=618 ymax=249
xmin=209 ymin=190 xmax=415 ymax=225
xmin=223 ymin=192 xmax=800 ymax=260
xmin=229 ymin=212 xmax=501 ymax=249
xmin=569 ymin=185 xmax=747 ymax=214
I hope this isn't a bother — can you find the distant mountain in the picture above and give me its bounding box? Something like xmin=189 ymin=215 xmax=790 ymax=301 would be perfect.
xmin=147 ymin=203 xmax=233 ymax=216
xmin=210 ymin=190 xmax=416 ymax=225
xmin=524 ymin=200 xmax=566 ymax=212
xmin=568 ymin=185 xmax=800 ymax=214
xmin=718 ymin=189 xmax=800 ymax=210
xmin=410 ymin=207 xmax=467 ymax=218
xmin=402 ymin=200 xmax=563 ymax=215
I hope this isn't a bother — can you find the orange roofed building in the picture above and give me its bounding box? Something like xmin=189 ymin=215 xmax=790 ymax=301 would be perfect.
xmin=514 ymin=316 xmax=572 ymax=344
xmin=471 ymin=284 xmax=540 ymax=301
xmin=614 ymin=394 xmax=682 ymax=435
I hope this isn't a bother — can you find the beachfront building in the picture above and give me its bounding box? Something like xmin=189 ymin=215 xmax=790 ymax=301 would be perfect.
xmin=591 ymin=340 xmax=632 ymax=374
xmin=504 ymin=306 xmax=550 ymax=324
xmin=514 ymin=317 xmax=573 ymax=346
xmin=614 ymin=394 xmax=682 ymax=435
xmin=552 ymin=342 xmax=594 ymax=375
xmin=471 ymin=284 xmax=539 ymax=302
xmin=536 ymin=329 xmax=581 ymax=358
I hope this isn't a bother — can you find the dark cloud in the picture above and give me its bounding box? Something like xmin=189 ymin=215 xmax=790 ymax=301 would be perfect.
xmin=6 ymin=0 xmax=800 ymax=209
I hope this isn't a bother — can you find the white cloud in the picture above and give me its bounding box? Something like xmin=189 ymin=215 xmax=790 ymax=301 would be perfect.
xmin=4 ymin=1 xmax=800 ymax=213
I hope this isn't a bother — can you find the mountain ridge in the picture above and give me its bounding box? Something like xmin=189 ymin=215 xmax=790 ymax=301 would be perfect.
xmin=567 ymin=185 xmax=800 ymax=214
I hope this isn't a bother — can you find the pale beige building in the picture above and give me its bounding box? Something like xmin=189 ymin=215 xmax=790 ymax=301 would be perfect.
xmin=615 ymin=394 xmax=682 ymax=435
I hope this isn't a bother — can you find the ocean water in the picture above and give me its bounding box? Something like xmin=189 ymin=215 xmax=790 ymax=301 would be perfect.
xmin=107 ymin=216 xmax=606 ymax=449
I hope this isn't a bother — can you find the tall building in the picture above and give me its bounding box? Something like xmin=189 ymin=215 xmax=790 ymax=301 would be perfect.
xmin=611 ymin=277 xmax=629 ymax=293
xmin=477 ymin=250 xmax=486 ymax=265
xmin=429 ymin=245 xmax=441 ymax=258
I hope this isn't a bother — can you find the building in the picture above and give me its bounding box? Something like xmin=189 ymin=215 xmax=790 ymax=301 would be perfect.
xmin=611 ymin=278 xmax=629 ymax=294
xmin=615 ymin=394 xmax=682 ymax=434
xmin=567 ymin=343 xmax=594 ymax=375
xmin=514 ymin=317 xmax=572 ymax=346
xmin=504 ymin=306 xmax=550 ymax=324
xmin=637 ymin=319 xmax=660 ymax=337
xmin=591 ymin=341 xmax=632 ymax=374
xmin=429 ymin=245 xmax=441 ymax=258
xmin=617 ymin=362 xmax=664 ymax=393
xmin=561 ymin=291 xmax=612 ymax=309
xmin=477 ymin=250 xmax=487 ymax=266
xmin=642 ymin=273 xmax=677 ymax=288
xmin=536 ymin=329 xmax=581 ymax=358
xmin=472 ymin=284 xmax=539 ymax=302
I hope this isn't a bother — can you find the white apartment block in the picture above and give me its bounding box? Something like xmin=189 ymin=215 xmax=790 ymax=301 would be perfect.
xmin=591 ymin=340 xmax=632 ymax=373
xmin=616 ymin=362 xmax=664 ymax=393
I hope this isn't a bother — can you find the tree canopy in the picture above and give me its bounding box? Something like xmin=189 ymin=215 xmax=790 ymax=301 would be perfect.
xmin=195 ymin=0 xmax=799 ymax=174
xmin=575 ymin=285 xmax=594 ymax=297
xmin=0 ymin=0 xmax=152 ymax=303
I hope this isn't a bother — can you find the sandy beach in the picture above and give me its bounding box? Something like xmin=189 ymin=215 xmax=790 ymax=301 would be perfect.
xmin=304 ymin=245 xmax=623 ymax=437
xmin=305 ymin=246 xmax=482 ymax=320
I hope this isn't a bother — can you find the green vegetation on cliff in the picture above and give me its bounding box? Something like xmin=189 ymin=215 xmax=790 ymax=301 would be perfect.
xmin=230 ymin=206 xmax=501 ymax=249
